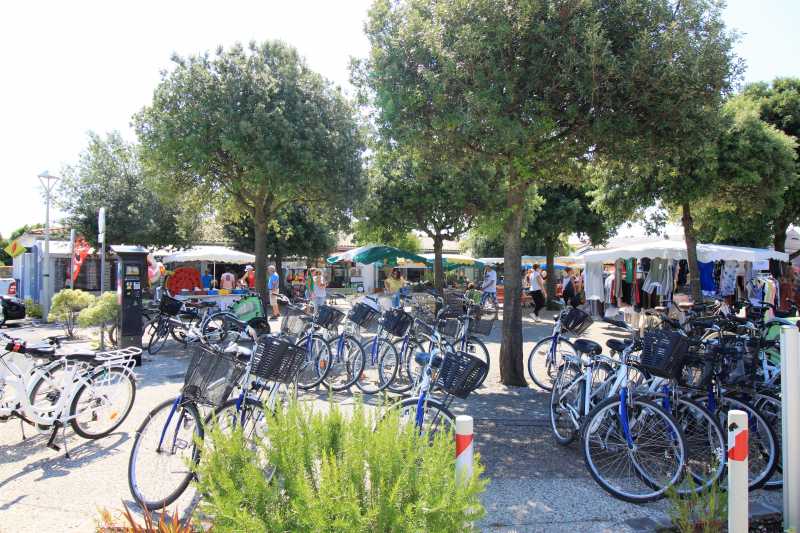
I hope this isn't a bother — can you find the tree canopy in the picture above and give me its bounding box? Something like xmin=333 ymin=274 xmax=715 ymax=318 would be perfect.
xmin=136 ymin=41 xmax=364 ymax=300
xmin=57 ymin=131 xmax=197 ymax=248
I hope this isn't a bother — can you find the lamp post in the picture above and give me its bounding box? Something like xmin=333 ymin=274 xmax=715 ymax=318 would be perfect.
xmin=37 ymin=171 xmax=60 ymax=321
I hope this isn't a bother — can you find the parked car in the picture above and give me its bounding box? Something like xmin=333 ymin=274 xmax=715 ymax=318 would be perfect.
xmin=0 ymin=295 xmax=26 ymax=326
xmin=0 ymin=278 xmax=17 ymax=296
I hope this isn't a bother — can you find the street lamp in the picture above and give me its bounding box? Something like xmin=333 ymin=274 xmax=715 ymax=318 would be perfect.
xmin=37 ymin=170 xmax=60 ymax=321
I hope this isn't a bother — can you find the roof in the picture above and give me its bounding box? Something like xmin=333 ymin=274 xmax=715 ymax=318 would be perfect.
xmin=582 ymin=241 xmax=788 ymax=263
xmin=161 ymin=246 xmax=256 ymax=265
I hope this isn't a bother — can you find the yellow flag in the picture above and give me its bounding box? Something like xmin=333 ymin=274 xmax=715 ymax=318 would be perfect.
xmin=4 ymin=239 xmax=25 ymax=258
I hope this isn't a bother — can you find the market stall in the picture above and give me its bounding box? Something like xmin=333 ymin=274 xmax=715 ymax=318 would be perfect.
xmin=327 ymin=244 xmax=429 ymax=296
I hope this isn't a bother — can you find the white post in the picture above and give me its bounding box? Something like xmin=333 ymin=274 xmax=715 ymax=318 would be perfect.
xmin=68 ymin=229 xmax=76 ymax=289
xmin=455 ymin=415 xmax=473 ymax=486
xmin=98 ymin=208 xmax=106 ymax=350
xmin=781 ymin=325 xmax=800 ymax=531
xmin=37 ymin=171 xmax=59 ymax=322
xmin=727 ymin=409 xmax=748 ymax=533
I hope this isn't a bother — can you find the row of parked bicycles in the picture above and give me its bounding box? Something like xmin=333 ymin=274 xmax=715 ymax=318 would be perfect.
xmin=126 ymin=289 xmax=495 ymax=510
xmin=529 ymin=299 xmax=789 ymax=503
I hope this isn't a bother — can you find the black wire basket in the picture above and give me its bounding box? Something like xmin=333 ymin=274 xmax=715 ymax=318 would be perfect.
xmin=160 ymin=294 xmax=184 ymax=317
xmin=438 ymin=318 xmax=461 ymax=338
xmin=639 ymin=329 xmax=689 ymax=379
xmin=250 ymin=336 xmax=307 ymax=384
xmin=436 ymin=350 xmax=488 ymax=399
xmin=382 ymin=308 xmax=414 ymax=337
xmin=348 ymin=302 xmax=379 ymax=328
xmin=316 ymin=305 xmax=345 ymax=331
xmin=562 ymin=307 xmax=593 ymax=335
xmin=280 ymin=305 xmax=307 ymax=337
xmin=182 ymin=344 xmax=245 ymax=407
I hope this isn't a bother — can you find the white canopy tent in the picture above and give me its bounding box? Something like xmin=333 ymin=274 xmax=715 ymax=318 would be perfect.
xmin=581 ymin=241 xmax=788 ymax=264
xmin=161 ymin=246 xmax=256 ymax=265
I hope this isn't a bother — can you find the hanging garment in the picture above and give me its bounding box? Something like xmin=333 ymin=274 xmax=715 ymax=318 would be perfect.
xmin=698 ymin=261 xmax=717 ymax=296
xmin=614 ymin=260 xmax=624 ymax=302
xmin=624 ymin=258 xmax=635 ymax=283
xmin=719 ymin=261 xmax=738 ymax=297
xmin=604 ymin=274 xmax=614 ymax=304
xmin=676 ymin=260 xmax=688 ymax=287
xmin=584 ymin=262 xmax=605 ymax=301
xmin=643 ymin=258 xmax=666 ymax=294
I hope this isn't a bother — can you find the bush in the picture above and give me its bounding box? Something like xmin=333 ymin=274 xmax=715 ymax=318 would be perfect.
xmin=666 ymin=476 xmax=726 ymax=533
xmin=78 ymin=291 xmax=119 ymax=328
xmin=96 ymin=503 xmax=196 ymax=532
xmin=24 ymin=298 xmax=42 ymax=319
xmin=48 ymin=289 xmax=94 ymax=337
xmin=195 ymin=401 xmax=487 ymax=532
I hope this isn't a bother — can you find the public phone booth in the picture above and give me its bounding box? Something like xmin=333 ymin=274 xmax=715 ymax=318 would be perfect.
xmin=111 ymin=245 xmax=148 ymax=365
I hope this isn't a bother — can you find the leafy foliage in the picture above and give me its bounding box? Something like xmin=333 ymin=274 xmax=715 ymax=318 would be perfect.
xmin=195 ymin=400 xmax=487 ymax=532
xmin=352 ymin=221 xmax=423 ymax=253
xmin=96 ymin=504 xmax=197 ymax=532
xmin=665 ymin=477 xmax=726 ymax=533
xmin=58 ymin=132 xmax=196 ymax=248
xmin=136 ymin=41 xmax=364 ymax=299
xmin=48 ymin=289 xmax=94 ymax=337
xmin=78 ymin=291 xmax=120 ymax=328
xmin=24 ymin=298 xmax=42 ymax=319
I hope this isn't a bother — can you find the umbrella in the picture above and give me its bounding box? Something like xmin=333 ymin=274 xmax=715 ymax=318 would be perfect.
xmin=327 ymin=244 xmax=429 ymax=265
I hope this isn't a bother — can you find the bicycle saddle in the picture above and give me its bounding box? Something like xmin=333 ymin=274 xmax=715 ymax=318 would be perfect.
xmin=606 ymin=338 xmax=633 ymax=354
xmin=573 ymin=339 xmax=602 ymax=356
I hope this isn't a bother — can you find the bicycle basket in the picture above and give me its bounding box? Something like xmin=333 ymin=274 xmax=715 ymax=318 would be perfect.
xmin=438 ymin=318 xmax=461 ymax=338
xmin=348 ymin=302 xmax=379 ymax=328
xmin=251 ymin=336 xmax=306 ymax=384
xmin=436 ymin=350 xmax=488 ymax=399
xmin=160 ymin=294 xmax=183 ymax=316
xmin=316 ymin=305 xmax=345 ymax=331
xmin=468 ymin=309 xmax=496 ymax=336
xmin=382 ymin=308 xmax=413 ymax=337
xmin=182 ymin=344 xmax=245 ymax=407
xmin=639 ymin=329 xmax=689 ymax=379
xmin=280 ymin=306 xmax=307 ymax=337
xmin=562 ymin=307 xmax=593 ymax=335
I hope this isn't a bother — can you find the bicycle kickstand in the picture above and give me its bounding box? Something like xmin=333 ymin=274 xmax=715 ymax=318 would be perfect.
xmin=46 ymin=422 xmax=71 ymax=459
xmin=19 ymin=419 xmax=27 ymax=441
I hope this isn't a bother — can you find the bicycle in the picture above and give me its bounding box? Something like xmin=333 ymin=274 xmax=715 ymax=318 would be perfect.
xmin=430 ymin=295 xmax=493 ymax=387
xmin=526 ymin=304 xmax=589 ymax=390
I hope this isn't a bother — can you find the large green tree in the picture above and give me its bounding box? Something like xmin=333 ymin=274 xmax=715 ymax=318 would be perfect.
xmin=692 ymin=96 xmax=797 ymax=247
xmin=741 ymin=78 xmax=800 ymax=254
xmin=58 ymin=132 xmax=196 ymax=248
xmin=354 ymin=146 xmax=491 ymax=290
xmin=360 ymin=0 xmax=735 ymax=385
xmin=136 ymin=41 xmax=364 ymax=301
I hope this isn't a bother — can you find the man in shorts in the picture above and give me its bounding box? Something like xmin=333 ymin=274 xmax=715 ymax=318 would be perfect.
xmin=267 ymin=265 xmax=281 ymax=318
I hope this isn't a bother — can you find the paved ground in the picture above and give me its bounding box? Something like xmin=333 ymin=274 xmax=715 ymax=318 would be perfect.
xmin=0 ymin=312 xmax=783 ymax=531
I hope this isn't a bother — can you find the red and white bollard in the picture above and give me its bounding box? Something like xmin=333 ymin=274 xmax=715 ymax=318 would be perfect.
xmin=727 ymin=409 xmax=748 ymax=533
xmin=455 ymin=415 xmax=473 ymax=486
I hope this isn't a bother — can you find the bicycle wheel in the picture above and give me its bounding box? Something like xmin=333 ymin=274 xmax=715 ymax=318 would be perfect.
xmin=70 ymin=366 xmax=136 ymax=439
xmin=669 ymin=396 xmax=726 ymax=496
xmin=357 ymin=337 xmax=398 ymax=394
xmin=549 ymin=362 xmax=583 ymax=445
xmin=295 ymin=333 xmax=332 ymax=390
xmin=455 ymin=335 xmax=490 ymax=387
xmin=28 ymin=361 xmax=69 ymax=429
xmin=171 ymin=313 xmax=198 ymax=343
xmin=210 ymin=397 xmax=274 ymax=481
xmin=388 ymin=337 xmax=420 ymax=394
xmin=527 ymin=336 xmax=577 ymax=391
xmin=202 ymin=312 xmax=240 ymax=346
xmin=325 ymin=334 xmax=365 ymax=392
xmin=582 ymin=396 xmax=686 ymax=503
xmin=147 ymin=319 xmax=170 ymax=355
xmin=128 ymin=399 xmax=203 ymax=511
xmin=751 ymin=392 xmax=782 ymax=489
xmin=390 ymin=396 xmax=455 ymax=443
xmin=406 ymin=337 xmax=455 ymax=387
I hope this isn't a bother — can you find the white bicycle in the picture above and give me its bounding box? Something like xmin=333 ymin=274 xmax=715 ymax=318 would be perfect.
xmin=0 ymin=333 xmax=138 ymax=456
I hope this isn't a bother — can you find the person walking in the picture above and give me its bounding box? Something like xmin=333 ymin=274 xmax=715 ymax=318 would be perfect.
xmin=561 ymin=267 xmax=580 ymax=308
xmin=384 ymin=268 xmax=405 ymax=308
xmin=529 ymin=263 xmax=547 ymax=322
xmin=480 ymin=265 xmax=497 ymax=307
xmin=267 ymin=265 xmax=281 ymax=319
xmin=311 ymin=268 xmax=327 ymax=311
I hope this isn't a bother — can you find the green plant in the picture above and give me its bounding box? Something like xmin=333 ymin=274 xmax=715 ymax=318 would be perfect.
xmin=24 ymin=298 xmax=42 ymax=319
xmin=48 ymin=289 xmax=95 ymax=337
xmin=195 ymin=400 xmax=487 ymax=532
xmin=665 ymin=476 xmax=726 ymax=533
xmin=96 ymin=503 xmax=198 ymax=532
xmin=78 ymin=291 xmax=120 ymax=328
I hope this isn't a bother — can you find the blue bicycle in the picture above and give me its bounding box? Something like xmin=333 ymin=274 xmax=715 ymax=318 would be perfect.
xmin=527 ymin=305 xmax=593 ymax=390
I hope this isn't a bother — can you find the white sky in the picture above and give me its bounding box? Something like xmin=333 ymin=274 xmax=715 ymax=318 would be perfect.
xmin=1 ymin=0 xmax=797 ymax=239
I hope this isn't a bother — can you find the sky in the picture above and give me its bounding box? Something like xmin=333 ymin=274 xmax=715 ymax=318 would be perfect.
xmin=1 ymin=0 xmax=798 ymax=240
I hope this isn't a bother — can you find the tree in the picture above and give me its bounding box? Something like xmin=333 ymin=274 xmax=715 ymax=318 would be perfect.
xmin=741 ymin=78 xmax=800 ymax=254
xmin=360 ymin=0 xmax=734 ymax=385
xmin=352 ymin=222 xmax=422 ymax=254
xmin=692 ymin=96 xmax=797 ymax=247
xmin=0 ymin=224 xmax=45 ymax=265
xmin=136 ymin=41 xmax=364 ymax=302
xmin=223 ymin=205 xmax=337 ymax=292
xmin=354 ymin=147 xmax=490 ymax=289
xmin=49 ymin=288 xmax=94 ymax=338
xmin=57 ymin=132 xmax=197 ymax=248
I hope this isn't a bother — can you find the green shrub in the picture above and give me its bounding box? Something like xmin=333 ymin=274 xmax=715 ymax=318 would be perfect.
xmin=78 ymin=291 xmax=119 ymax=328
xmin=195 ymin=401 xmax=487 ymax=532
xmin=48 ymin=289 xmax=95 ymax=337
xmin=24 ymin=298 xmax=42 ymax=319
xmin=666 ymin=476 xmax=726 ymax=533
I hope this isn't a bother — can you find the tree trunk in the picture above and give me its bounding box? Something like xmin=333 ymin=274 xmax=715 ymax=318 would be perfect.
xmin=253 ymin=207 xmax=268 ymax=303
xmin=499 ymin=171 xmax=527 ymax=387
xmin=681 ymin=203 xmax=701 ymax=302
xmin=275 ymin=254 xmax=284 ymax=295
xmin=433 ymin=234 xmax=444 ymax=291
xmin=545 ymin=240 xmax=557 ymax=307
xmin=774 ymin=217 xmax=788 ymax=253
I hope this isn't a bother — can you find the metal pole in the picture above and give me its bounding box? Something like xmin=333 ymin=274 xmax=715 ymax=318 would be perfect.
xmin=781 ymin=325 xmax=800 ymax=530
xmin=68 ymin=229 xmax=75 ymax=289
xmin=727 ymin=409 xmax=748 ymax=533
xmin=43 ymin=187 xmax=51 ymax=320
xmin=455 ymin=415 xmax=473 ymax=487
xmin=98 ymin=207 xmax=106 ymax=350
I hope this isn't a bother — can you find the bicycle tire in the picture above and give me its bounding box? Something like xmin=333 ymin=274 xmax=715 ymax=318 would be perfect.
xmin=455 ymin=335 xmax=490 ymax=387
xmin=70 ymin=366 xmax=136 ymax=439
xmin=582 ymin=396 xmax=686 ymax=503
xmin=356 ymin=337 xmax=398 ymax=394
xmin=201 ymin=312 xmax=240 ymax=346
xmin=751 ymin=392 xmax=782 ymax=490
xmin=325 ymin=333 xmax=365 ymax=392
xmin=388 ymin=337 xmax=420 ymax=394
xmin=147 ymin=319 xmax=170 ymax=355
xmin=128 ymin=399 xmax=203 ymax=511
xmin=549 ymin=362 xmax=583 ymax=445
xmin=669 ymin=396 xmax=726 ymax=496
xmin=295 ymin=333 xmax=332 ymax=390
xmin=28 ymin=361 xmax=68 ymax=430
xmin=209 ymin=396 xmax=274 ymax=480
xmin=527 ymin=336 xmax=577 ymax=391
xmin=389 ymin=396 xmax=455 ymax=442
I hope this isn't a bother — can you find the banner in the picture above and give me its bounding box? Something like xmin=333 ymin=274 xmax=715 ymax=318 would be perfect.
xmin=4 ymin=239 xmax=25 ymax=259
xmin=71 ymin=238 xmax=91 ymax=283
